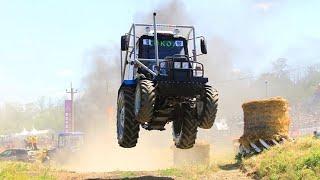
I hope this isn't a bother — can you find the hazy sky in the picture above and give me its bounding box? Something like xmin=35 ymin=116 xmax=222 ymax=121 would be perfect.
xmin=0 ymin=0 xmax=320 ymax=103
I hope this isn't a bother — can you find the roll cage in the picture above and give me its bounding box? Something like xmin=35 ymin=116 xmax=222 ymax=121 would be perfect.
xmin=120 ymin=23 xmax=201 ymax=82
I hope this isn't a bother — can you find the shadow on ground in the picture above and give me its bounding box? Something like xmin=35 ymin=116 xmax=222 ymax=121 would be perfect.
xmin=218 ymin=163 xmax=240 ymax=171
xmin=87 ymin=176 xmax=174 ymax=180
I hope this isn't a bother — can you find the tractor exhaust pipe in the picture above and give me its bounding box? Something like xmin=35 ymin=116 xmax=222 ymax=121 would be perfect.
xmin=153 ymin=12 xmax=159 ymax=74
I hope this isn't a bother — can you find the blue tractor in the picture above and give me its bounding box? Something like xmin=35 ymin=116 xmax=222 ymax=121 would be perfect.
xmin=117 ymin=13 xmax=218 ymax=149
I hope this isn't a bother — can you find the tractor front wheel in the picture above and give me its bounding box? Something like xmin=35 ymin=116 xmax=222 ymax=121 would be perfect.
xmin=134 ymin=79 xmax=155 ymax=123
xmin=117 ymin=86 xmax=140 ymax=148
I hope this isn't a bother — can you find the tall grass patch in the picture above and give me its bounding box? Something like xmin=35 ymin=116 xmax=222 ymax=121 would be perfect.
xmin=0 ymin=161 xmax=54 ymax=180
xmin=242 ymin=136 xmax=320 ymax=179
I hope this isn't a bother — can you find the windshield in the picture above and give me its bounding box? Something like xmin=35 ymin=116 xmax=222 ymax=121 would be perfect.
xmin=0 ymin=150 xmax=12 ymax=156
xmin=138 ymin=37 xmax=187 ymax=59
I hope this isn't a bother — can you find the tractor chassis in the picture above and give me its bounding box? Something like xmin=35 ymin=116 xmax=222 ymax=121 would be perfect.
xmin=141 ymin=78 xmax=207 ymax=131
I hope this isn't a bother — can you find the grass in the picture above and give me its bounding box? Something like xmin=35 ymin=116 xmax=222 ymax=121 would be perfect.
xmin=0 ymin=161 xmax=55 ymax=180
xmin=115 ymin=164 xmax=218 ymax=179
xmin=0 ymin=152 xmax=229 ymax=179
xmin=242 ymin=136 xmax=320 ymax=179
xmin=118 ymin=171 xmax=138 ymax=178
xmin=157 ymin=164 xmax=219 ymax=179
xmin=0 ymin=161 xmax=220 ymax=179
xmin=158 ymin=168 xmax=184 ymax=177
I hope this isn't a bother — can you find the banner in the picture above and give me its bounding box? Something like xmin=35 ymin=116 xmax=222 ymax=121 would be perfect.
xmin=64 ymin=100 xmax=72 ymax=132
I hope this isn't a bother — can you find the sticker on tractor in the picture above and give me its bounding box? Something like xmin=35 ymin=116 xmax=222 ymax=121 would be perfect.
xmin=143 ymin=39 xmax=184 ymax=47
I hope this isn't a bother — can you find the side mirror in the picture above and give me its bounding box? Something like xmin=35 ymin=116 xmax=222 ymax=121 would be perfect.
xmin=200 ymin=39 xmax=207 ymax=54
xmin=121 ymin=35 xmax=129 ymax=51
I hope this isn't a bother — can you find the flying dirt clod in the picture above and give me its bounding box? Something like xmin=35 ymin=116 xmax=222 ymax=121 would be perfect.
xmin=117 ymin=13 xmax=218 ymax=149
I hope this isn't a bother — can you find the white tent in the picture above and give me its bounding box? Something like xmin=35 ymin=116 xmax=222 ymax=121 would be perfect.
xmin=15 ymin=128 xmax=53 ymax=137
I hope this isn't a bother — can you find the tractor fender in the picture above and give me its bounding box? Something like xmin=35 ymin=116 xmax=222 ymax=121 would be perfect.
xmin=118 ymin=80 xmax=137 ymax=95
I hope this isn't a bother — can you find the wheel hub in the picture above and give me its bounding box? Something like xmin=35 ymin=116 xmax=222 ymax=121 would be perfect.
xmin=134 ymin=85 xmax=141 ymax=116
xmin=118 ymin=106 xmax=125 ymax=139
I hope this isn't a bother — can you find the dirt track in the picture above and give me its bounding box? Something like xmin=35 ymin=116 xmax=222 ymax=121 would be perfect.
xmin=54 ymin=163 xmax=252 ymax=180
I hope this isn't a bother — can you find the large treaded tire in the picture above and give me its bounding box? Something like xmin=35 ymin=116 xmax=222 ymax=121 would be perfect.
xmin=173 ymin=104 xmax=198 ymax=149
xmin=198 ymin=85 xmax=218 ymax=129
xmin=135 ymin=79 xmax=155 ymax=123
xmin=117 ymin=86 xmax=140 ymax=148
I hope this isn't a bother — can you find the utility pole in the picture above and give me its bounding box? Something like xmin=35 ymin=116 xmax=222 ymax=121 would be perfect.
xmin=66 ymin=82 xmax=78 ymax=132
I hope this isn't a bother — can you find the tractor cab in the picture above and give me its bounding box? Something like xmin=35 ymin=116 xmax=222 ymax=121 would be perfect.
xmin=57 ymin=132 xmax=84 ymax=151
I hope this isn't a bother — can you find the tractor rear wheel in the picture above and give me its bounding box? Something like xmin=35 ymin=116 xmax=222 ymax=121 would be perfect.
xmin=198 ymin=85 xmax=218 ymax=129
xmin=173 ymin=104 xmax=198 ymax=149
xmin=117 ymin=86 xmax=140 ymax=148
xmin=134 ymin=79 xmax=155 ymax=123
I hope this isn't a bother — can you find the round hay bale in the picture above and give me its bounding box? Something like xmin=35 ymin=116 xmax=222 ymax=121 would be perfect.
xmin=239 ymin=97 xmax=290 ymax=147
xmin=173 ymin=142 xmax=210 ymax=167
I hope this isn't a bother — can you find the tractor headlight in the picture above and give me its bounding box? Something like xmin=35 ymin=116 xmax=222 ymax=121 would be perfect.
xmin=160 ymin=62 xmax=166 ymax=68
xmin=182 ymin=62 xmax=189 ymax=69
xmin=174 ymin=62 xmax=181 ymax=69
xmin=193 ymin=65 xmax=203 ymax=77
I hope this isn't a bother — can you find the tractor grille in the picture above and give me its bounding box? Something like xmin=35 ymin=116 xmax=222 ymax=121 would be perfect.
xmin=159 ymin=56 xmax=204 ymax=82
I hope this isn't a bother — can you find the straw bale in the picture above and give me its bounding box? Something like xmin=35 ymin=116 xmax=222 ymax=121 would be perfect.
xmin=239 ymin=97 xmax=290 ymax=147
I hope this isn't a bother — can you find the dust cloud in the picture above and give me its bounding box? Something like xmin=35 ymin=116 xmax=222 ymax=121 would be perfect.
xmin=67 ymin=39 xmax=173 ymax=172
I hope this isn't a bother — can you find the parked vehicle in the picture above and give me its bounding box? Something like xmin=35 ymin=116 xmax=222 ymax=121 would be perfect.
xmin=0 ymin=148 xmax=30 ymax=162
